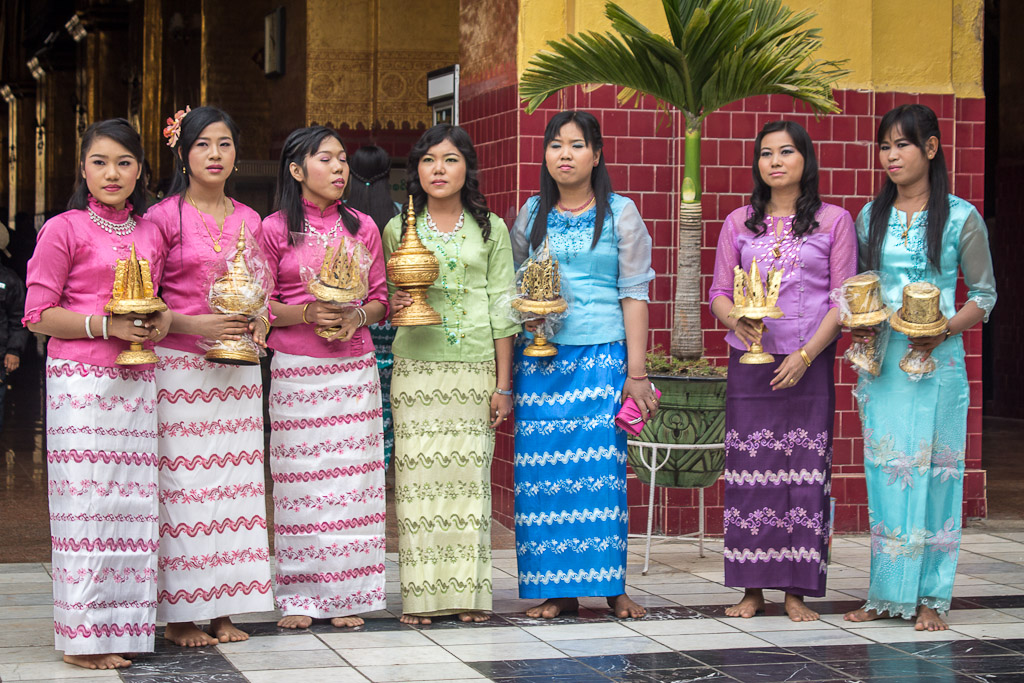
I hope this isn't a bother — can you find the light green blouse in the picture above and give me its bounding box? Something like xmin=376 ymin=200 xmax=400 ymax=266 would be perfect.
xmin=383 ymin=210 xmax=521 ymax=362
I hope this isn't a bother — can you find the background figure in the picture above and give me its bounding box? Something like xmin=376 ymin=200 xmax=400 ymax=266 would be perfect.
xmin=709 ymin=120 xmax=856 ymax=621
xmin=262 ymin=126 xmax=388 ymax=629
xmin=147 ymin=105 xmax=274 ymax=647
xmin=845 ymin=104 xmax=996 ymax=631
xmin=24 ymin=119 xmax=171 ymax=670
xmin=511 ymin=111 xmax=654 ymax=620
xmin=385 ymin=124 xmax=519 ymax=625
xmin=0 ymin=222 xmax=28 ymax=434
xmin=347 ymin=145 xmax=399 ymax=471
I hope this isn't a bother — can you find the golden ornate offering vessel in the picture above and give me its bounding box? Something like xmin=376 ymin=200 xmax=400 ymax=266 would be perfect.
xmin=839 ymin=273 xmax=891 ymax=376
xmin=386 ymin=197 xmax=441 ymax=326
xmin=105 ymin=243 xmax=167 ymax=365
xmin=308 ymin=236 xmax=370 ymax=339
xmin=729 ymin=260 xmax=784 ymax=365
xmin=207 ymin=224 xmax=265 ymax=365
xmin=511 ymin=245 xmax=568 ymax=357
xmin=890 ymin=281 xmax=947 ymax=374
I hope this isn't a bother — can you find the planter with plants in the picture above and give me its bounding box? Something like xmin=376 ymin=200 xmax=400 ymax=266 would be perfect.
xmin=626 ymin=349 xmax=727 ymax=489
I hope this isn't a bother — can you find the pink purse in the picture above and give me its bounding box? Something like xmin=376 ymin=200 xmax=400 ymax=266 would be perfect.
xmin=615 ymin=385 xmax=662 ymax=436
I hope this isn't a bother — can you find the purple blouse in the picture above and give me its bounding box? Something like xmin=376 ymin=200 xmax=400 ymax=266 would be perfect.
xmin=709 ymin=203 xmax=857 ymax=354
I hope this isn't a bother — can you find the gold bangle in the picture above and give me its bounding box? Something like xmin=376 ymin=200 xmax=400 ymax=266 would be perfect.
xmin=301 ymin=303 xmax=312 ymax=325
xmin=260 ymin=315 xmax=271 ymax=333
xmin=799 ymin=348 xmax=812 ymax=367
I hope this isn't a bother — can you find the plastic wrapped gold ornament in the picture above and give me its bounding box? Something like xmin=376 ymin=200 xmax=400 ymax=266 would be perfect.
xmin=105 ymin=243 xmax=167 ymax=365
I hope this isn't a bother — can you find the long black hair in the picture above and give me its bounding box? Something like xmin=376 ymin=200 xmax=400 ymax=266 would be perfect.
xmin=347 ymin=145 xmax=398 ymax=232
xmin=530 ymin=110 xmax=612 ymax=251
xmin=273 ymin=126 xmax=361 ymax=244
xmin=745 ymin=120 xmax=821 ymax=237
xmin=405 ymin=124 xmax=491 ymax=241
xmin=167 ymin=106 xmax=240 ymax=197
xmin=865 ymin=104 xmax=950 ymax=271
xmin=68 ymin=118 xmax=148 ymax=215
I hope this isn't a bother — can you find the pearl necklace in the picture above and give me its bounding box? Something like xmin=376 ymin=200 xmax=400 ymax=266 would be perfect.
xmin=88 ymin=205 xmax=136 ymax=237
xmin=425 ymin=209 xmax=465 ymax=243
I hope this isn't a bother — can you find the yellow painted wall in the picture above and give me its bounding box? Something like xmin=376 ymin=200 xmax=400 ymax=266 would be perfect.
xmin=518 ymin=0 xmax=983 ymax=97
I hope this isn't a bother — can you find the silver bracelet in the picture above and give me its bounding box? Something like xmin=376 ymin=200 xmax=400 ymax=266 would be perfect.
xmin=101 ymin=315 xmax=109 ymax=340
xmin=493 ymin=387 xmax=512 ymax=396
xmin=358 ymin=307 xmax=367 ymax=327
xmin=84 ymin=314 xmax=94 ymax=339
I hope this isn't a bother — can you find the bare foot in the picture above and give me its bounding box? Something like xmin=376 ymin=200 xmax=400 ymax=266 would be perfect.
xmin=277 ymin=615 xmax=313 ymax=629
xmin=399 ymin=613 xmax=432 ymax=625
xmin=331 ymin=616 xmax=365 ymax=628
xmin=63 ymin=653 xmax=132 ymax=669
xmin=458 ymin=611 xmax=491 ymax=623
xmin=784 ymin=593 xmax=820 ymax=622
xmin=525 ymin=597 xmax=578 ymax=619
xmin=725 ymin=589 xmax=765 ymax=618
xmin=608 ymin=594 xmax=646 ymax=619
xmin=844 ymin=605 xmax=892 ymax=622
xmin=208 ymin=616 xmax=249 ymax=643
xmin=915 ymin=606 xmax=949 ymax=631
xmin=164 ymin=621 xmax=218 ymax=647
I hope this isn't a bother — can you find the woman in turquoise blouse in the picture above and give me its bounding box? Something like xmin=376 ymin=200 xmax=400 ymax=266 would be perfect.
xmin=845 ymin=104 xmax=996 ymax=631
xmin=511 ymin=110 xmax=656 ymax=620
xmin=384 ymin=124 xmax=520 ymax=625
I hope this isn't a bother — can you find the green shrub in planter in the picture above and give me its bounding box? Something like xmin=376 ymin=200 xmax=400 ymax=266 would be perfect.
xmin=627 ymin=352 xmax=727 ymax=489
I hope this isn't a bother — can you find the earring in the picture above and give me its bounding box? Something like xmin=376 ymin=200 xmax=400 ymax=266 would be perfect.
xmin=234 ymin=164 xmax=239 ymax=173
xmin=182 ymin=167 xmax=186 ymax=175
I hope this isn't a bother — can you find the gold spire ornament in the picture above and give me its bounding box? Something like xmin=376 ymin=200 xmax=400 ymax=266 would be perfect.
xmin=511 ymin=242 xmax=568 ymax=357
xmin=206 ymin=224 xmax=267 ymax=364
xmin=386 ymin=197 xmax=441 ymax=326
xmin=838 ymin=272 xmax=891 ymax=376
xmin=307 ymin=237 xmax=371 ymax=339
xmin=105 ymin=243 xmax=168 ymax=365
xmin=890 ymin=281 xmax=948 ymax=374
xmin=729 ymin=260 xmax=784 ymax=364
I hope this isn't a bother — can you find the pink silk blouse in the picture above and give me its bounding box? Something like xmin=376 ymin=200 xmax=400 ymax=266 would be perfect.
xmin=261 ymin=199 xmax=388 ymax=359
xmin=146 ymin=196 xmax=267 ymax=354
xmin=709 ymin=203 xmax=857 ymax=354
xmin=23 ymin=199 xmax=167 ymax=368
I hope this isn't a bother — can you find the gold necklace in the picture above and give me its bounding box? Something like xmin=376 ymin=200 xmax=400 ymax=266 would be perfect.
xmin=186 ymin=192 xmax=229 ymax=252
xmin=898 ymin=201 xmax=927 ymax=247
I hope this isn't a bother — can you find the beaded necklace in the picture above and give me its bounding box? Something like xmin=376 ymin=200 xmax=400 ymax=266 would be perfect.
xmin=304 ymin=213 xmax=343 ymax=245
xmin=419 ymin=212 xmax=467 ymax=345
xmin=88 ymin=205 xmax=136 ymax=237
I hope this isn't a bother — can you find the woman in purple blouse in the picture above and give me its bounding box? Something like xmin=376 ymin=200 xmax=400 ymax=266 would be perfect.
xmin=709 ymin=121 xmax=857 ymax=622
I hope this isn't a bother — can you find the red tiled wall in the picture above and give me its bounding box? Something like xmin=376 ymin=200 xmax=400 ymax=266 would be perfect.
xmin=465 ymin=85 xmax=987 ymax=533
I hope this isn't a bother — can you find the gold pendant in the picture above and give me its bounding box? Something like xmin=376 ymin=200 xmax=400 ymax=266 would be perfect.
xmin=772 ymin=247 xmax=781 ymax=258
xmin=213 ymin=242 xmax=222 ymax=253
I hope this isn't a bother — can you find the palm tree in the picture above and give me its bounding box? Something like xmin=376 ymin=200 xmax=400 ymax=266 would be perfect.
xmin=520 ymin=0 xmax=848 ymax=359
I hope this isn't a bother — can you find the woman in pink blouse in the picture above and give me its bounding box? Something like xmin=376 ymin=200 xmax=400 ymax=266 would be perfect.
xmin=24 ymin=119 xmax=171 ymax=670
xmin=262 ymin=126 xmax=388 ymax=629
xmin=146 ymin=106 xmax=274 ymax=647
xmin=709 ymin=121 xmax=856 ymax=622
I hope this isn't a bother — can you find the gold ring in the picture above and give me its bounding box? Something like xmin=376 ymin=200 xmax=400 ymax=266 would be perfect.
xmin=790 ymin=378 xmax=796 ymax=384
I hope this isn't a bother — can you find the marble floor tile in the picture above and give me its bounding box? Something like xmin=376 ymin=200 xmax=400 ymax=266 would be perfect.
xmin=355 ymin=662 xmax=485 ymax=681
xmin=224 ymin=648 xmax=348 ymax=671
xmin=318 ymin=630 xmax=434 ymax=649
xmin=216 ymin=633 xmax=328 ymax=654
xmin=441 ymin=640 xmax=565 ymax=662
xmin=657 ymin=591 xmax=743 ymax=606
xmin=243 ymin=667 xmax=368 ymax=682
xmin=746 ymin=628 xmax=874 ymax=647
xmin=523 ymin=622 xmax=638 ymax=641
xmin=0 ymin=660 xmax=122 ymax=680
xmin=622 ymin=618 xmax=739 ymax=637
xmin=0 ymin=604 xmax=55 ymax=620
xmin=336 ymin=644 xmax=460 ymax=666
xmin=422 ymin=626 xmax=541 ymax=646
xmin=0 ymin=573 xmax=51 ymax=584
xmin=943 ymin=608 xmax=1023 ymax=625
xmin=953 ymin=622 xmax=1024 ymax=639
xmin=858 ymin=626 xmax=969 ymax=643
xmin=549 ymin=635 xmax=670 ymax=657
xmin=648 ymin=632 xmax=771 ymax=651
xmin=730 ymin=616 xmax=840 ymax=633
xmin=0 ymin=646 xmax=62 ymax=664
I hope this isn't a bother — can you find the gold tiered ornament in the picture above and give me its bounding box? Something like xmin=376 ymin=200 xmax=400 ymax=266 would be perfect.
xmin=105 ymin=243 xmax=167 ymax=365
xmin=386 ymin=197 xmax=441 ymax=326
xmin=837 ymin=272 xmax=891 ymax=377
xmin=890 ymin=281 xmax=947 ymax=375
xmin=510 ymin=240 xmax=569 ymax=357
xmin=305 ymin=235 xmax=371 ymax=339
xmin=729 ymin=260 xmax=784 ymax=365
xmin=203 ymin=223 xmax=269 ymax=365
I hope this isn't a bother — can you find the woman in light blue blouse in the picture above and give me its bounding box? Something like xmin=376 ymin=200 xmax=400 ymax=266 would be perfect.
xmin=511 ymin=111 xmax=656 ymax=619
xmin=844 ymin=104 xmax=996 ymax=631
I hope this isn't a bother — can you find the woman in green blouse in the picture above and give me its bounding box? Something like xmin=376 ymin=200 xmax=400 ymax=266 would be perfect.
xmin=384 ymin=124 xmax=520 ymax=624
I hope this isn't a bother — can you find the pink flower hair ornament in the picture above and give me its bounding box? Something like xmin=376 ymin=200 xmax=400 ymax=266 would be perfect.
xmin=163 ymin=106 xmax=192 ymax=148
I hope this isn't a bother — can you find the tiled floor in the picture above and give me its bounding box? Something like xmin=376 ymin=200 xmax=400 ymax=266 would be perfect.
xmin=3 ymin=531 xmax=1024 ymax=682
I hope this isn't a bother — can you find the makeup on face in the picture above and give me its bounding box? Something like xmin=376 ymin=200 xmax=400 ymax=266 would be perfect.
xmin=186 ymin=121 xmax=236 ymax=186
xmin=544 ymin=122 xmax=599 ymax=191
xmin=82 ymin=136 xmax=141 ymax=210
xmin=296 ymin=136 xmax=350 ymax=209
xmin=757 ymin=131 xmax=804 ymax=194
xmin=418 ymin=138 xmax=467 ymax=201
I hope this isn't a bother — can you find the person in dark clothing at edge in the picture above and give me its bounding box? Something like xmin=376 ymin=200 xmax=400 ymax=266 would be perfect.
xmin=0 ymin=221 xmax=29 ymax=434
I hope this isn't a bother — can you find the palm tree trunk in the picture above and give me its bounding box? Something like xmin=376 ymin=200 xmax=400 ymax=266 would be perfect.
xmin=670 ymin=126 xmax=704 ymax=360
